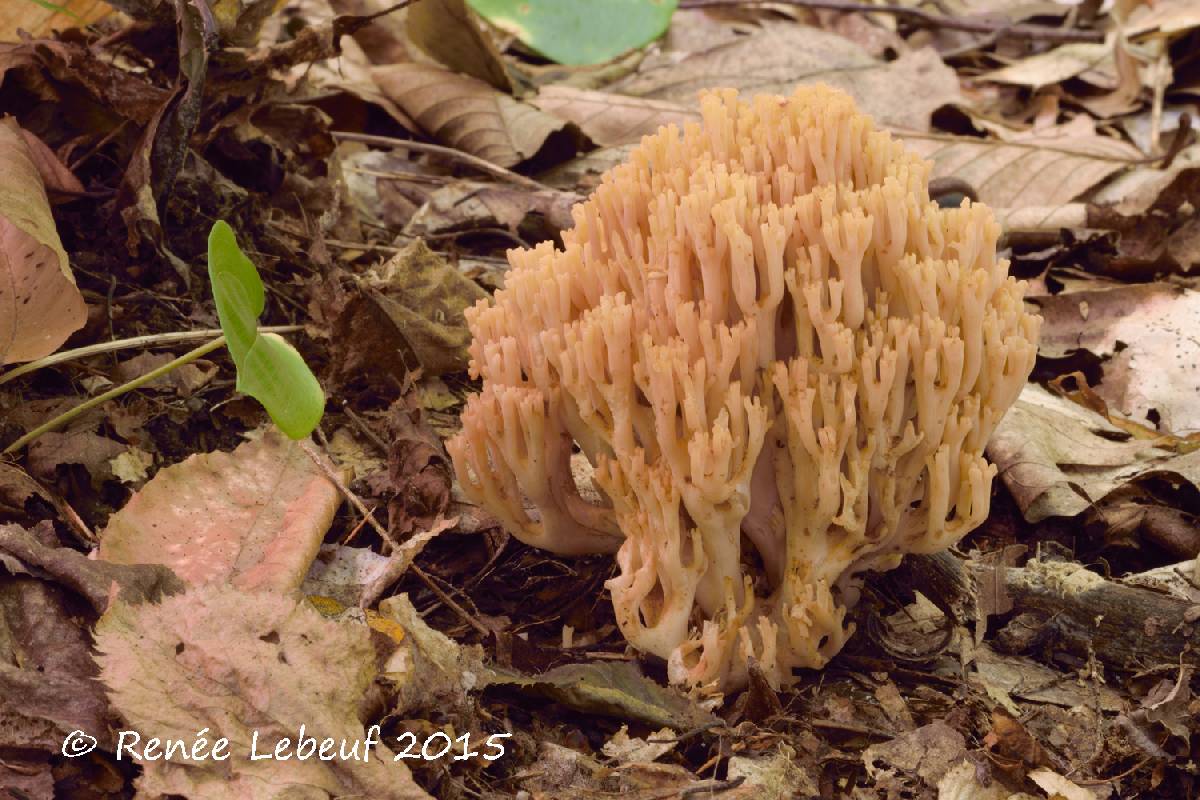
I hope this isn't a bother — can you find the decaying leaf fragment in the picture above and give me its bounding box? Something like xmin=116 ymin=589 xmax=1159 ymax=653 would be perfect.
xmin=98 ymin=430 xmax=342 ymax=592
xmin=95 ymin=585 xmax=431 ymax=800
xmin=0 ymin=118 xmax=87 ymax=365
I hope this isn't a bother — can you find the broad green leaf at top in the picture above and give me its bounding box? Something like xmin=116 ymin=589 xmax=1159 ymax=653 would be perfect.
xmin=207 ymin=221 xmax=265 ymax=365
xmin=465 ymin=0 xmax=677 ymax=66
xmin=206 ymin=221 xmax=325 ymax=439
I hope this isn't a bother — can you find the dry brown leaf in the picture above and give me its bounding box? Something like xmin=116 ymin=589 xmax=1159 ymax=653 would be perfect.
xmin=0 ymin=577 xmax=112 ymax=754
xmin=95 ymin=586 xmax=431 ymax=800
xmin=406 ymin=0 xmax=511 ymax=91
xmin=98 ymin=431 xmax=342 ymax=593
xmin=531 ymin=86 xmax=699 ymax=147
xmin=1036 ymin=283 xmax=1200 ymax=433
xmin=611 ymin=23 xmax=962 ymax=131
xmin=326 ymin=239 xmax=488 ymax=380
xmin=0 ymin=521 xmax=184 ymax=613
xmin=862 ymin=721 xmax=968 ymax=790
xmin=981 ymin=39 xmax=1118 ymax=89
xmin=371 ymin=62 xmax=566 ymax=168
xmin=0 ymin=118 xmax=87 ymax=365
xmin=0 ymin=0 xmax=110 ymax=40
xmin=902 ymin=119 xmax=1142 ymax=208
xmin=986 ymin=384 xmax=1200 ymax=522
xmin=406 ymin=180 xmax=580 ymax=237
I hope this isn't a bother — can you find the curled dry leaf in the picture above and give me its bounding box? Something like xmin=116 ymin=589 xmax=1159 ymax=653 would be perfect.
xmin=98 ymin=430 xmax=342 ymax=593
xmin=986 ymin=385 xmax=1198 ymax=522
xmin=371 ymin=62 xmax=566 ymax=168
xmin=0 ymin=118 xmax=87 ymax=365
xmin=95 ymin=586 xmax=431 ymax=800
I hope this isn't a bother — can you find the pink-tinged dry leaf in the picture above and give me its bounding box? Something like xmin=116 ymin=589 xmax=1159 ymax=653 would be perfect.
xmin=1035 ymin=283 xmax=1200 ymax=434
xmin=98 ymin=431 xmax=342 ymax=593
xmin=531 ymin=86 xmax=699 ymax=147
xmin=902 ymin=119 xmax=1142 ymax=208
xmin=371 ymin=62 xmax=566 ymax=168
xmin=0 ymin=117 xmax=87 ymax=365
xmin=95 ymin=586 xmax=431 ymax=800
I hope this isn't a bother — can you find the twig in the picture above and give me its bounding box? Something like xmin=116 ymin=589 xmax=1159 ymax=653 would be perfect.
xmin=0 ymin=326 xmax=301 ymax=387
xmin=331 ymin=131 xmax=547 ymax=190
xmin=677 ymin=0 xmax=1104 ymax=43
xmin=2 ymin=337 xmax=228 ymax=455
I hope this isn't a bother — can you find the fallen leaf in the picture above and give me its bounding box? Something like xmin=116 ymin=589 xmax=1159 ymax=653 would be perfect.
xmin=531 ymin=85 xmax=699 ymax=147
xmin=863 ymin=721 xmax=968 ymax=788
xmin=601 ymin=725 xmax=678 ymax=764
xmin=95 ymin=585 xmax=431 ymax=799
xmin=98 ymin=430 xmax=342 ymax=592
xmin=0 ymin=0 xmax=111 ymax=40
xmin=109 ymin=447 xmax=154 ymax=484
xmin=1027 ymin=768 xmax=1096 ymax=800
xmin=377 ymin=593 xmax=488 ymax=715
xmin=0 ymin=117 xmax=87 ymax=365
xmin=113 ymin=351 xmax=218 ymax=396
xmin=986 ymin=384 xmax=1190 ymax=522
xmin=27 ymin=429 xmax=126 ymax=484
xmin=1035 ymin=283 xmax=1200 ymax=433
xmin=327 ymin=239 xmax=488 ymax=380
xmin=487 ymin=660 xmax=719 ymax=730
xmin=726 ymin=745 xmax=819 ymax=799
xmin=0 ymin=577 xmax=112 ymax=753
xmin=407 ymin=0 xmax=511 ymax=91
xmin=1140 ymin=665 xmax=1192 ymax=739
xmin=406 ymin=180 xmax=580 ymax=238
xmin=14 ymin=126 xmax=85 ymax=194
xmin=371 ymin=62 xmax=567 ymax=167
xmin=903 ymin=118 xmax=1142 ymax=208
xmin=303 ymin=544 xmax=394 ymax=607
xmin=0 ymin=521 xmax=184 ymax=613
xmin=611 ymin=23 xmax=962 ymax=130
xmin=936 ymin=760 xmax=1016 ymax=800
xmin=980 ymin=39 xmax=1118 ymax=89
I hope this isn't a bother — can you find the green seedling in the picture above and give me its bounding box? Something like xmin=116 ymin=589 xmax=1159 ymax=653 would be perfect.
xmin=208 ymin=221 xmax=324 ymax=439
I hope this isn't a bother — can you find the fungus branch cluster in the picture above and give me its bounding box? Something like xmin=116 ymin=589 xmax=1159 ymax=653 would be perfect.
xmin=447 ymin=86 xmax=1040 ymax=690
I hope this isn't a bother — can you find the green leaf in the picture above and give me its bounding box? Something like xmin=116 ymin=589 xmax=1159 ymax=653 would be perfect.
xmin=465 ymin=0 xmax=677 ymax=66
xmin=207 ymin=221 xmax=325 ymax=439
xmin=236 ymin=334 xmax=326 ymax=440
xmin=207 ymin=221 xmax=265 ymax=365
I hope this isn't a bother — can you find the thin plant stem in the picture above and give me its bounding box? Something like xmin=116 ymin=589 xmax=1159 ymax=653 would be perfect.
xmin=0 ymin=326 xmax=301 ymax=387
xmin=3 ymin=337 xmax=228 ymax=455
xmin=330 ymin=131 xmax=547 ymax=190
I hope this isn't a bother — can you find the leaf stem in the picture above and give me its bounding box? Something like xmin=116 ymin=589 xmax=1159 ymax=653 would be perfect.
xmin=3 ymin=336 xmax=228 ymax=455
xmin=0 ymin=326 xmax=301 ymax=387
